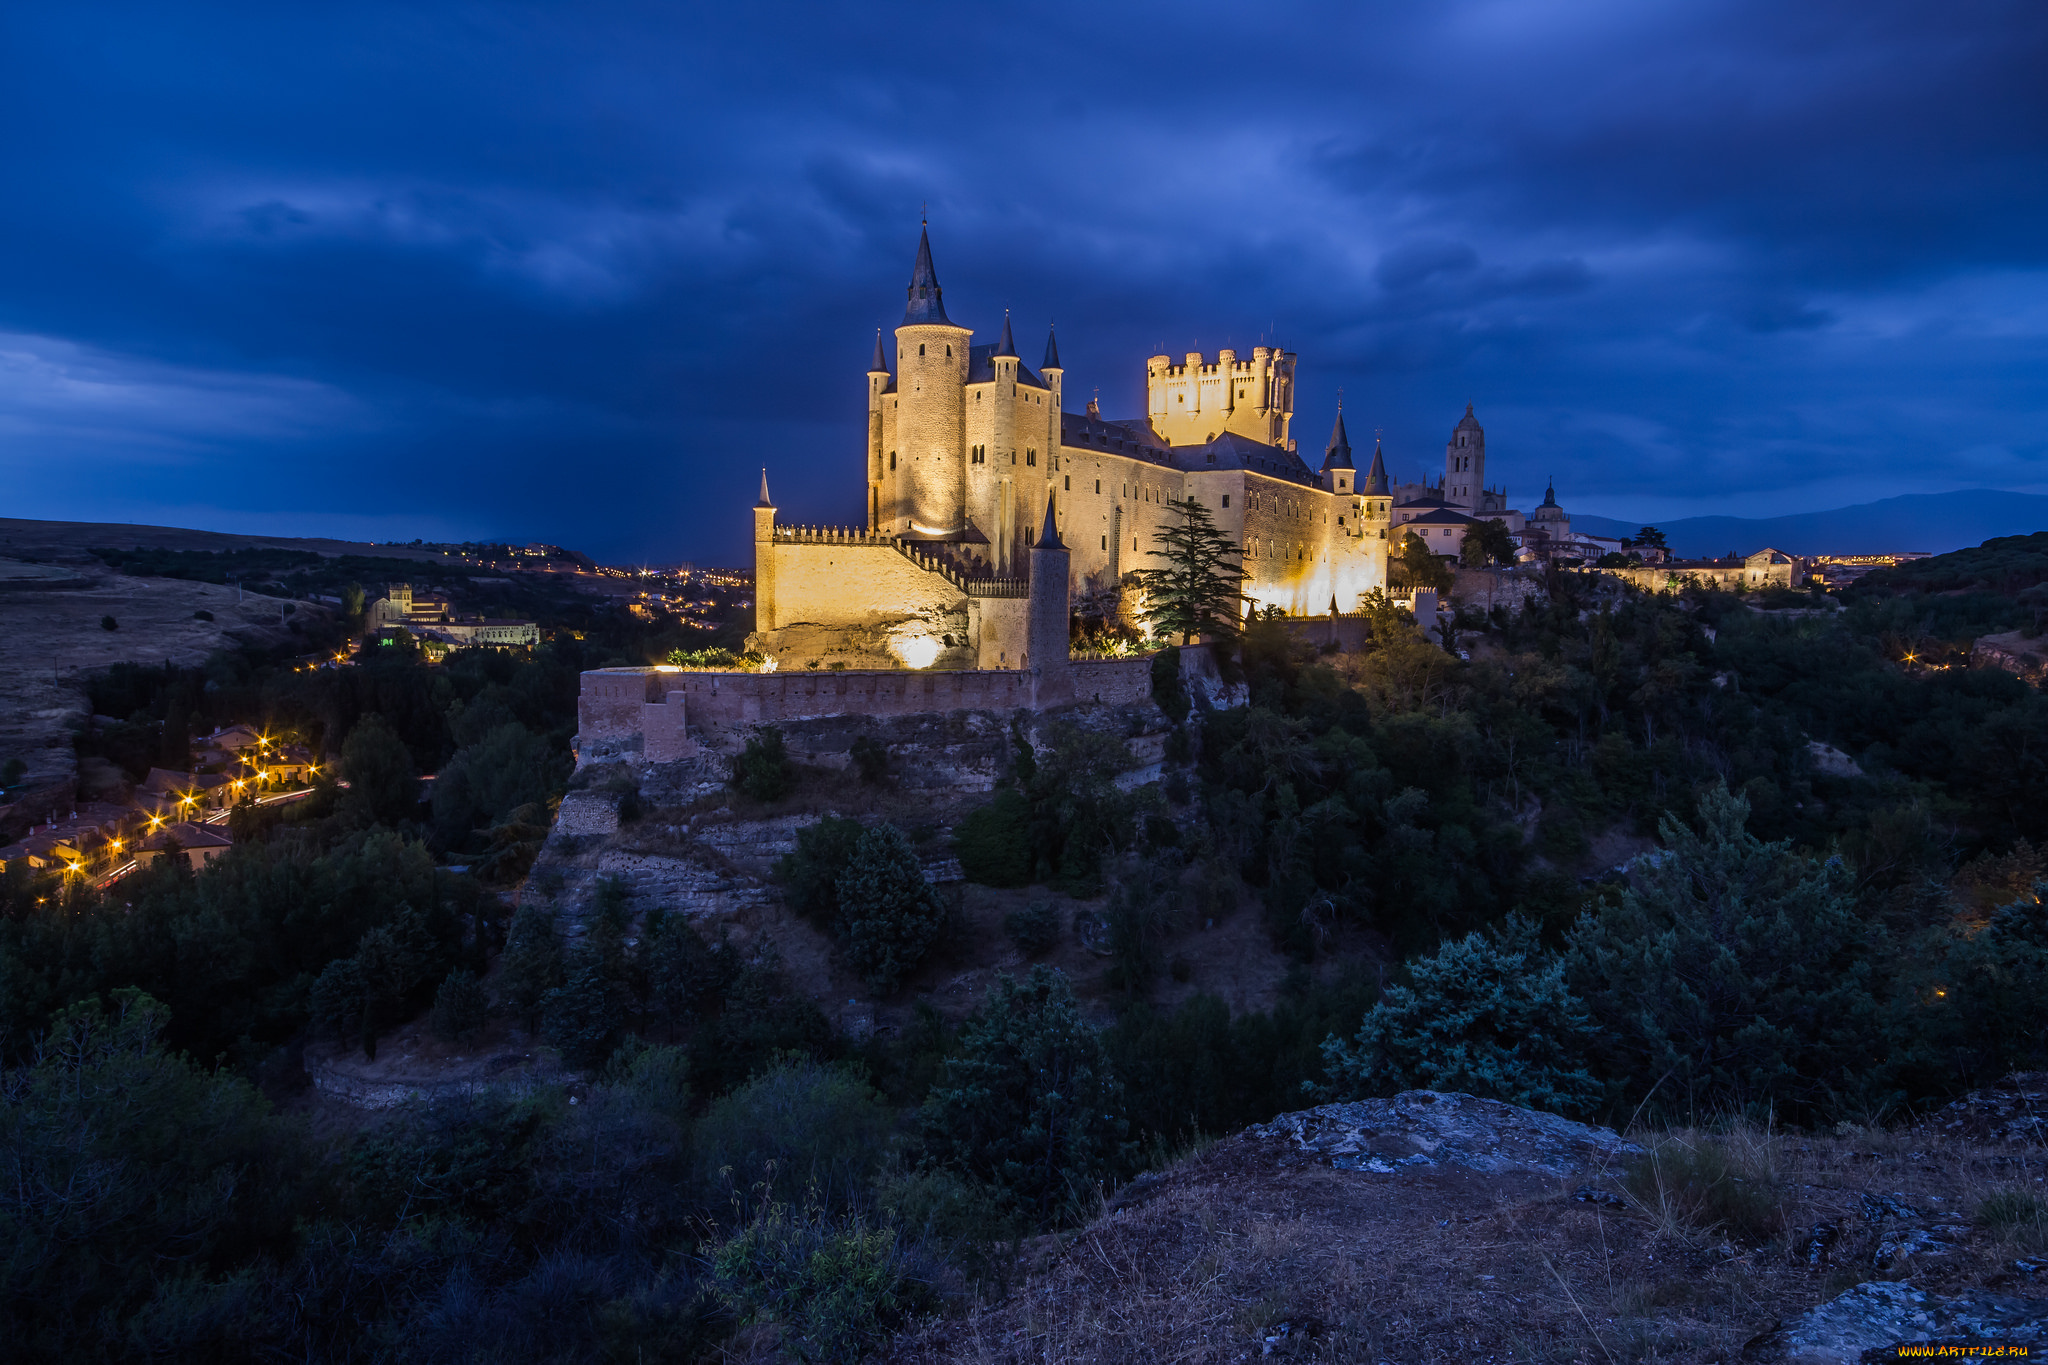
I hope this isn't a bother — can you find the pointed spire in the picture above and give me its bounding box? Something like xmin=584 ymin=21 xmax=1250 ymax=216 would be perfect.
xmin=869 ymin=328 xmax=889 ymax=373
xmin=1322 ymin=405 xmax=1354 ymax=470
xmin=1033 ymin=490 xmax=1063 ymax=549
xmin=756 ymin=468 xmax=773 ymax=508
xmin=1361 ymin=440 xmax=1389 ymax=495
xmin=1042 ymin=323 xmax=1061 ymax=371
xmin=902 ymin=225 xmax=951 ymax=325
xmin=1540 ymin=476 xmax=1558 ymax=508
xmin=994 ymin=310 xmax=1018 ymax=358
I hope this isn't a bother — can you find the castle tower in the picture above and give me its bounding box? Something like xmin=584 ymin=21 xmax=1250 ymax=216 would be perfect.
xmin=1144 ymin=345 xmax=1296 ymax=448
xmin=1360 ymin=441 xmax=1393 ymax=587
xmin=866 ymin=330 xmax=891 ymax=531
xmin=753 ymin=469 xmax=778 ymax=631
xmin=1320 ymin=405 xmax=1355 ymax=495
xmin=1026 ymin=491 xmax=1072 ymax=704
xmin=1444 ymin=404 xmax=1485 ymax=513
xmin=893 ymin=226 xmax=972 ymax=539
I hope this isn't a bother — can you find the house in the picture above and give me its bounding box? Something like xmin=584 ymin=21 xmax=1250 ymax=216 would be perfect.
xmin=139 ymin=822 xmax=234 ymax=870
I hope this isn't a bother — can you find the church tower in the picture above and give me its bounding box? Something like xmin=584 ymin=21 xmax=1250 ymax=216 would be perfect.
xmin=892 ymin=226 xmax=972 ymax=539
xmin=1444 ymin=404 xmax=1485 ymax=512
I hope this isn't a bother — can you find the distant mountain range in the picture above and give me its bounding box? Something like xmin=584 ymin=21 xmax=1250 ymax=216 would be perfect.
xmin=1571 ymin=490 xmax=2048 ymax=560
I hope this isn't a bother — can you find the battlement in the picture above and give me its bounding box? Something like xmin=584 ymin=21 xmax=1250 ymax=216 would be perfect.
xmin=894 ymin=540 xmax=1030 ymax=598
xmin=773 ymin=524 xmax=893 ymax=546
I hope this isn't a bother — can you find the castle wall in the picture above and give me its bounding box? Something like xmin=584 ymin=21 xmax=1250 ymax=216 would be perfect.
xmin=763 ymin=537 xmax=963 ymax=631
xmin=893 ymin=324 xmax=972 ymax=536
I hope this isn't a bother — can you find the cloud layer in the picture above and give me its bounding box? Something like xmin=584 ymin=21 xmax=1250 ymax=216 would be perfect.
xmin=2 ymin=0 xmax=2043 ymax=560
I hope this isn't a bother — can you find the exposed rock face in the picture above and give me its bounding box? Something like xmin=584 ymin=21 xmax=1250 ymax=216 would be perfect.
xmin=1920 ymin=1072 xmax=2048 ymax=1146
xmin=1247 ymin=1090 xmax=1640 ymax=1177
xmin=1743 ymin=1282 xmax=2048 ymax=1363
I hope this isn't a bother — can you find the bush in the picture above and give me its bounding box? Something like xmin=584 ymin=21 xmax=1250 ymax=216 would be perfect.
xmin=954 ymin=787 xmax=1033 ymax=887
xmin=850 ymin=735 xmax=890 ymax=784
xmin=1622 ymin=1131 xmax=1784 ymax=1244
xmin=430 ymin=967 xmax=488 ymax=1041
xmin=838 ymin=824 xmax=947 ymax=994
xmin=545 ymin=938 xmax=630 ymax=1070
xmin=693 ymin=1057 xmax=893 ymax=1208
xmin=731 ymin=726 xmax=797 ymax=801
xmin=776 ymin=815 xmax=865 ymax=926
xmin=1003 ymin=901 xmax=1059 ymax=956
xmin=710 ymin=1195 xmax=937 ymax=1365
xmin=498 ymin=900 xmax=564 ymax=1030
xmin=340 ymin=713 xmax=422 ymax=826
xmin=1323 ymin=914 xmax=1599 ymax=1117
xmin=101 ymin=615 xmax=118 ymax=631
xmin=1150 ymin=646 xmax=1189 ymax=723
xmin=920 ymin=966 xmax=1130 ymax=1224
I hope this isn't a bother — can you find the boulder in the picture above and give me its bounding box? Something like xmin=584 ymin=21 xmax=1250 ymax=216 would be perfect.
xmin=1744 ymin=1282 xmax=2048 ymax=1363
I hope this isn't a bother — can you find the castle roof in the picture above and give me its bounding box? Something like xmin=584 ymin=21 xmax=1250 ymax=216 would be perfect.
xmin=1321 ymin=408 xmax=1354 ymax=471
xmin=993 ymin=312 xmax=1018 ymax=358
xmin=967 ymin=344 xmax=1047 ymax=390
xmin=1056 ymin=413 xmax=1318 ymax=485
xmin=1361 ymin=441 xmax=1390 ymax=495
xmin=1401 ymin=507 xmax=1477 ymax=527
xmin=869 ymin=329 xmax=889 ymax=374
xmin=1042 ymin=324 xmax=1061 ymax=371
xmin=902 ymin=226 xmax=953 ymax=326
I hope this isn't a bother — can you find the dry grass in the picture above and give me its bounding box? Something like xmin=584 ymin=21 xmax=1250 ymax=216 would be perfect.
xmin=886 ymin=1120 xmax=2048 ymax=1364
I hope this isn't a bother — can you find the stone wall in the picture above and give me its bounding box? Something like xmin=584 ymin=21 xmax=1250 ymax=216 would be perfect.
xmin=576 ymin=656 xmax=1158 ymax=767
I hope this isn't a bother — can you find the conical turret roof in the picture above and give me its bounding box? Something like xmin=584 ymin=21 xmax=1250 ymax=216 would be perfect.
xmin=1322 ymin=407 xmax=1354 ymax=470
xmin=1034 ymin=491 xmax=1063 ymax=549
xmin=756 ymin=468 xmax=774 ymax=508
xmin=1361 ymin=441 xmax=1390 ymax=495
xmin=994 ymin=311 xmax=1018 ymax=358
xmin=1042 ymin=324 xmax=1061 ymax=370
xmin=902 ymin=226 xmax=951 ymax=325
xmin=869 ymin=329 xmax=889 ymax=373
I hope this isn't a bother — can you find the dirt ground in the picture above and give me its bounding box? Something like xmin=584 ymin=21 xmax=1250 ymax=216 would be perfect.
xmin=889 ymin=1119 xmax=2048 ymax=1364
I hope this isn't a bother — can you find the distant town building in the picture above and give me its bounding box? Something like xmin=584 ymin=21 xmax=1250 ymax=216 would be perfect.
xmin=369 ymin=583 xmax=539 ymax=648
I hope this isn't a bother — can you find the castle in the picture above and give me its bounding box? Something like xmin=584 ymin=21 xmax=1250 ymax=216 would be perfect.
xmin=749 ymin=228 xmax=1525 ymax=674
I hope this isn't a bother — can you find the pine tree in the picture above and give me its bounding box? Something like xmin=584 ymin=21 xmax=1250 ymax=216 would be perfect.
xmin=498 ymin=900 xmax=563 ymax=1031
xmin=1129 ymin=497 xmax=1247 ymax=644
xmin=836 ymin=824 xmax=946 ymax=995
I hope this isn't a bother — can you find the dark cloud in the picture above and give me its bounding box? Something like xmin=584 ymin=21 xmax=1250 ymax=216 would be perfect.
xmin=1 ymin=0 xmax=2044 ymax=559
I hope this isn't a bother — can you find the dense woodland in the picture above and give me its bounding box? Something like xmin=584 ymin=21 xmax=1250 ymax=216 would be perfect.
xmin=3 ymin=535 xmax=2047 ymax=1361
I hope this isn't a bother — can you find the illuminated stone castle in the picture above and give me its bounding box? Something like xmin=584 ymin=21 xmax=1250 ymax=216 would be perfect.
xmin=750 ymin=229 xmax=1503 ymax=672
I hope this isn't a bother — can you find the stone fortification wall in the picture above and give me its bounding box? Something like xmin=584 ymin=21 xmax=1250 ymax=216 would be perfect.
xmin=575 ymin=656 xmax=1157 ymax=766
xmin=761 ymin=535 xmax=962 ymax=633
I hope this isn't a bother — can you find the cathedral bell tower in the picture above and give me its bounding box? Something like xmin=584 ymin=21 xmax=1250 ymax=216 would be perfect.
xmin=1445 ymin=404 xmax=1485 ymax=513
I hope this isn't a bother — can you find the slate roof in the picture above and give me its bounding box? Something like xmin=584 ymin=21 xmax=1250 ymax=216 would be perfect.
xmin=967 ymin=343 xmax=1048 ymax=389
xmin=902 ymin=227 xmax=952 ymax=326
xmin=1057 ymin=412 xmax=1319 ymax=484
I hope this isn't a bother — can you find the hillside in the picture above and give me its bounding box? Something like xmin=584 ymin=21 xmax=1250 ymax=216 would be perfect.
xmin=1573 ymin=489 xmax=2048 ymax=558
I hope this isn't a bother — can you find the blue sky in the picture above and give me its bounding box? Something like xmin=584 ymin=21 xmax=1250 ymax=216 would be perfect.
xmin=3 ymin=1 xmax=2044 ymax=564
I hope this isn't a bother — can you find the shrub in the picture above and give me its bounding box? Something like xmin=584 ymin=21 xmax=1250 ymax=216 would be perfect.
xmin=850 ymin=735 xmax=890 ymax=784
xmin=100 ymin=615 xmax=118 ymax=631
xmin=340 ymin=713 xmax=422 ymax=826
xmin=710 ymin=1195 xmax=937 ymax=1365
xmin=1150 ymin=646 xmax=1189 ymax=723
xmin=920 ymin=966 xmax=1130 ymax=1224
xmin=731 ymin=726 xmax=796 ymax=802
xmin=1979 ymin=1190 xmax=2048 ymax=1251
xmin=776 ymin=815 xmax=865 ymax=926
xmin=430 ymin=967 xmax=488 ymax=1041
xmin=1003 ymin=901 xmax=1059 ymax=956
xmin=837 ymin=824 xmax=946 ymax=994
xmin=693 ymin=1057 xmax=893 ymax=1208
xmin=1323 ymin=913 xmax=1599 ymax=1117
xmin=955 ymin=788 xmax=1034 ymax=888
xmin=498 ymin=900 xmax=564 ymax=1030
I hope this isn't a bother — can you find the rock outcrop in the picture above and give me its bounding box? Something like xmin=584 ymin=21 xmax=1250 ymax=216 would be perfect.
xmin=1248 ymin=1089 xmax=1640 ymax=1177
xmin=1744 ymin=1281 xmax=2048 ymax=1363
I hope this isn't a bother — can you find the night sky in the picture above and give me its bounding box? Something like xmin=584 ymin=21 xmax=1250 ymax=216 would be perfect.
xmin=3 ymin=2 xmax=2044 ymax=565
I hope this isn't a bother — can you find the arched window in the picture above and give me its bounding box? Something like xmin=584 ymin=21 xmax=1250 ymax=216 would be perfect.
xmin=888 ymin=452 xmax=896 ymax=470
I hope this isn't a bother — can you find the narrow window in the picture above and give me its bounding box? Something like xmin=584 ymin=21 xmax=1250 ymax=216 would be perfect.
xmin=1011 ymin=450 xmax=1017 ymax=464
xmin=1064 ymin=475 xmax=1070 ymax=490
xmin=888 ymin=452 xmax=896 ymax=470
xmin=1026 ymin=449 xmax=1035 ymax=467
xmin=1101 ymin=536 xmax=1107 ymax=550
xmin=1222 ymin=495 xmax=1230 ymax=508
xmin=946 ymin=345 xmax=951 ymax=357
xmin=1095 ymin=480 xmax=1100 ymax=493
xmin=919 ymin=343 xmax=925 ymax=356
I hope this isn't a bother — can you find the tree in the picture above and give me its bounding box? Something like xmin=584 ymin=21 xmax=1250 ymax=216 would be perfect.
xmin=1393 ymin=531 xmax=1453 ymax=594
xmin=919 ymin=965 xmax=1129 ymax=1223
xmin=731 ymin=726 xmax=796 ymax=802
xmin=1634 ymin=526 xmax=1669 ymax=552
xmin=1459 ymin=518 xmax=1517 ymax=569
xmin=498 ymin=900 xmax=564 ymax=1030
xmin=837 ymin=824 xmax=947 ymax=994
xmin=1130 ymin=496 xmax=1247 ymax=644
xmin=1322 ymin=915 xmax=1600 ymax=1116
xmin=776 ymin=815 xmax=866 ymax=924
xmin=432 ymin=721 xmax=567 ymax=850
xmin=1565 ymin=783 xmax=1881 ymax=1119
xmin=340 ymin=713 xmax=420 ymax=826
